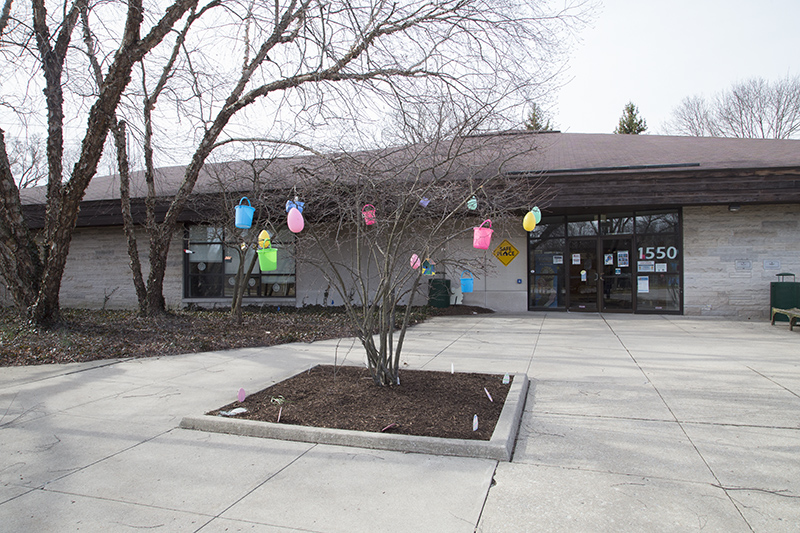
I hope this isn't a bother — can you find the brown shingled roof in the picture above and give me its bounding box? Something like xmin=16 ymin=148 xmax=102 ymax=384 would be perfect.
xmin=19 ymin=132 xmax=800 ymax=206
xmin=498 ymin=132 xmax=800 ymax=175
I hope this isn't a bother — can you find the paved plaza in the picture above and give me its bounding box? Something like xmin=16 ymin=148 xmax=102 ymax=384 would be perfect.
xmin=1 ymin=313 xmax=798 ymax=532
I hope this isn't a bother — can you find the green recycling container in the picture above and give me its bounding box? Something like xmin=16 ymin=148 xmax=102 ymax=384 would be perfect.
xmin=770 ymin=273 xmax=800 ymax=322
xmin=428 ymin=279 xmax=451 ymax=308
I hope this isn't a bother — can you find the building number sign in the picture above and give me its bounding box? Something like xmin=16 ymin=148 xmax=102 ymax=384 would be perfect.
xmin=638 ymin=246 xmax=679 ymax=260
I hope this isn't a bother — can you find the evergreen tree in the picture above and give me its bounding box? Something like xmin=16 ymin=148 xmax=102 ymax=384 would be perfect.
xmin=614 ymin=102 xmax=647 ymax=134
xmin=525 ymin=103 xmax=555 ymax=131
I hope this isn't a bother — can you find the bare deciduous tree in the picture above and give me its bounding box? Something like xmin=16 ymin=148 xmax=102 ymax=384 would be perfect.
xmin=667 ymin=75 xmax=800 ymax=139
xmin=295 ymin=130 xmax=548 ymax=386
xmin=4 ymin=135 xmax=46 ymax=189
xmin=0 ymin=0 xmax=202 ymax=324
xmin=108 ymin=0 xmax=587 ymax=317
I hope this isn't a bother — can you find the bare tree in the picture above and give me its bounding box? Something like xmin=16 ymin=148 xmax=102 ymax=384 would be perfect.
xmin=296 ymin=130 xmax=547 ymax=386
xmin=666 ymin=95 xmax=714 ymax=137
xmin=667 ymin=75 xmax=800 ymax=139
xmin=0 ymin=0 xmax=202 ymax=324
xmin=4 ymin=135 xmax=46 ymax=188
xmin=107 ymin=0 xmax=586 ymax=317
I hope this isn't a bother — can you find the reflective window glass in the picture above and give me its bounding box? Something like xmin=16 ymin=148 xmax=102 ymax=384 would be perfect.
xmin=528 ymin=216 xmax=565 ymax=239
xmin=185 ymin=225 xmax=296 ymax=299
xmin=635 ymin=273 xmax=681 ymax=311
xmin=635 ymin=211 xmax=679 ymax=234
xmin=529 ymin=238 xmax=565 ymax=308
xmin=600 ymin=213 xmax=634 ymax=235
xmin=567 ymin=214 xmax=599 ymax=236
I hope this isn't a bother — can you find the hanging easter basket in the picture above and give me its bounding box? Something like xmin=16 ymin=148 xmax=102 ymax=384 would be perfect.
xmin=473 ymin=219 xmax=493 ymax=250
xmin=235 ymin=197 xmax=255 ymax=229
xmin=460 ymin=270 xmax=474 ymax=293
xmin=257 ymin=247 xmax=278 ymax=271
xmin=362 ymin=204 xmax=376 ymax=225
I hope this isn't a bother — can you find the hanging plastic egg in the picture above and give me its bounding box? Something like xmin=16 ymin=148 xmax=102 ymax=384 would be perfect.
xmin=410 ymin=254 xmax=421 ymax=269
xmin=287 ymin=207 xmax=304 ymax=233
xmin=467 ymin=196 xmax=478 ymax=210
xmin=523 ymin=211 xmax=537 ymax=232
xmin=258 ymin=230 xmax=271 ymax=249
xmin=532 ymin=206 xmax=542 ymax=223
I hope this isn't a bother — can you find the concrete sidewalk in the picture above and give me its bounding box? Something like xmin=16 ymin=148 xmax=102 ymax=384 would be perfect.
xmin=1 ymin=313 xmax=798 ymax=532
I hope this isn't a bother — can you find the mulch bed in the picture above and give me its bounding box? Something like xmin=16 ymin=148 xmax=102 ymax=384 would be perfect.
xmin=209 ymin=364 xmax=512 ymax=441
xmin=0 ymin=305 xmax=493 ymax=366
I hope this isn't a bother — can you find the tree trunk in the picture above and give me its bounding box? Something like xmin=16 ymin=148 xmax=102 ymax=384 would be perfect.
xmin=144 ymin=227 xmax=170 ymax=316
xmin=113 ymin=121 xmax=148 ymax=314
xmin=231 ymin=248 xmax=259 ymax=324
xmin=0 ymin=130 xmax=42 ymax=315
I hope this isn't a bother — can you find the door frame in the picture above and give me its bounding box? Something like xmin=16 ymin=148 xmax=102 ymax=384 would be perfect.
xmin=567 ymin=236 xmax=635 ymax=313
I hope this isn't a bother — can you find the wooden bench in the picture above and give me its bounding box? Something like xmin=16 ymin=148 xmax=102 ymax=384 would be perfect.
xmin=771 ymin=307 xmax=800 ymax=331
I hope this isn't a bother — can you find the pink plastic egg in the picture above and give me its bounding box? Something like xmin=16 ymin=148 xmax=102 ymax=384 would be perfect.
xmin=287 ymin=207 xmax=304 ymax=233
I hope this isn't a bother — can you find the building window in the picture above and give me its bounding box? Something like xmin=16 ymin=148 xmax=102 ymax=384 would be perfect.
xmin=633 ymin=211 xmax=681 ymax=312
xmin=528 ymin=210 xmax=682 ymax=313
xmin=184 ymin=225 xmax=296 ymax=299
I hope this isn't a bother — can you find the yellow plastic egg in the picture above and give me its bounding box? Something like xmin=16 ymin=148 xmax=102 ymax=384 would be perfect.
xmin=258 ymin=230 xmax=271 ymax=248
xmin=523 ymin=211 xmax=537 ymax=232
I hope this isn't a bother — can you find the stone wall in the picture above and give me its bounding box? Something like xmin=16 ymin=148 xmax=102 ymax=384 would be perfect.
xmin=59 ymin=226 xmax=184 ymax=310
xmin=5 ymin=205 xmax=799 ymax=317
xmin=683 ymin=204 xmax=800 ymax=319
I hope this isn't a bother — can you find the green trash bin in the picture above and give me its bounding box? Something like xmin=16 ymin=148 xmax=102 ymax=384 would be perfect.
xmin=770 ymin=273 xmax=800 ymax=322
xmin=428 ymin=279 xmax=451 ymax=308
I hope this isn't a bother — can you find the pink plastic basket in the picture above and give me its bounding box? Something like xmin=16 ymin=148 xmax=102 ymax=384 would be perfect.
xmin=473 ymin=219 xmax=493 ymax=250
xmin=362 ymin=204 xmax=376 ymax=225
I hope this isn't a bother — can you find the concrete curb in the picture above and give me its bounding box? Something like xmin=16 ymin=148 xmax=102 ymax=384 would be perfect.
xmin=180 ymin=373 xmax=529 ymax=461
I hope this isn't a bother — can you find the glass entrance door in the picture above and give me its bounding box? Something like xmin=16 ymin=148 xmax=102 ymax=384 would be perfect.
xmin=601 ymin=238 xmax=633 ymax=311
xmin=569 ymin=238 xmax=634 ymax=312
xmin=568 ymin=239 xmax=598 ymax=311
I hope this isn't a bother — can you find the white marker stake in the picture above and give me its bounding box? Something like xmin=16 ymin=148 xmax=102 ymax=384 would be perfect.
xmin=484 ymin=387 xmax=493 ymax=402
xmin=451 ymin=363 xmax=454 ymax=374
xmin=473 ymin=414 xmax=479 ymax=432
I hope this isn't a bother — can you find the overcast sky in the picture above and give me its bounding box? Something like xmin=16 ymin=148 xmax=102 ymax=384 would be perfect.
xmin=551 ymin=0 xmax=800 ymax=135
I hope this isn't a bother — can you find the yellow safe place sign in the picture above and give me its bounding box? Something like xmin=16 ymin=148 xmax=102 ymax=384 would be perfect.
xmin=493 ymin=239 xmax=519 ymax=266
